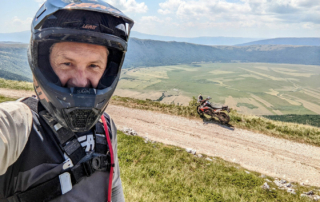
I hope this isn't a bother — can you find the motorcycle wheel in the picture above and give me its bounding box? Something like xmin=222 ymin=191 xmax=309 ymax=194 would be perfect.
xmin=204 ymin=110 xmax=213 ymax=117
xmin=218 ymin=112 xmax=230 ymax=124
xmin=197 ymin=106 xmax=204 ymax=117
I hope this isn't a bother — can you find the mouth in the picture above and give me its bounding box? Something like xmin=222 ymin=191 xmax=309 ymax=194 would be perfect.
xmin=65 ymin=80 xmax=93 ymax=88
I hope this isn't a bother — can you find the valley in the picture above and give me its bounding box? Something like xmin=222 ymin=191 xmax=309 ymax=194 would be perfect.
xmin=116 ymin=63 xmax=320 ymax=115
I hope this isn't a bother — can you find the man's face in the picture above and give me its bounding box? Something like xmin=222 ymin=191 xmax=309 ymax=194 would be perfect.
xmin=50 ymin=42 xmax=108 ymax=88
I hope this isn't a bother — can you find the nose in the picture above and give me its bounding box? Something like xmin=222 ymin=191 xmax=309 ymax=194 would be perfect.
xmin=67 ymin=69 xmax=91 ymax=88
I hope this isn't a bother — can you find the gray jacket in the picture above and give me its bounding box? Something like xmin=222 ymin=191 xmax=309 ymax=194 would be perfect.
xmin=0 ymin=101 xmax=124 ymax=202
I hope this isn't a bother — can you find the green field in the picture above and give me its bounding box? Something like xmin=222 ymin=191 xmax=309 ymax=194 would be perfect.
xmin=264 ymin=114 xmax=320 ymax=128
xmin=117 ymin=63 xmax=320 ymax=115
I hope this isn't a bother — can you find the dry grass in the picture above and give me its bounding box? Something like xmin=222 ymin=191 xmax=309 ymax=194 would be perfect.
xmin=0 ymin=78 xmax=33 ymax=91
xmin=111 ymin=96 xmax=320 ymax=147
xmin=111 ymin=96 xmax=199 ymax=118
xmin=0 ymin=95 xmax=15 ymax=103
xmin=118 ymin=131 xmax=315 ymax=202
xmin=229 ymin=110 xmax=320 ymax=146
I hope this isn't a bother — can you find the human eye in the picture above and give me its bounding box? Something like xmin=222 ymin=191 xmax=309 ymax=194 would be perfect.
xmin=63 ymin=62 xmax=71 ymax=66
xmin=89 ymin=64 xmax=99 ymax=68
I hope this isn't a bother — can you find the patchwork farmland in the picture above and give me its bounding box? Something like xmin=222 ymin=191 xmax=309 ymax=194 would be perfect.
xmin=115 ymin=63 xmax=320 ymax=115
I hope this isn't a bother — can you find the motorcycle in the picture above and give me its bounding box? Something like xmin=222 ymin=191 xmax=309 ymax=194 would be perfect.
xmin=197 ymin=97 xmax=231 ymax=124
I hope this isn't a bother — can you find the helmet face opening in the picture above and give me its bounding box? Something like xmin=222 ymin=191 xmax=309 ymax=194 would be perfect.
xmin=33 ymin=37 xmax=124 ymax=89
xmin=29 ymin=0 xmax=134 ymax=132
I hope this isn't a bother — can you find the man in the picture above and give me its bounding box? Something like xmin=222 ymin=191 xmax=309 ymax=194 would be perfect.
xmin=197 ymin=93 xmax=203 ymax=103
xmin=0 ymin=0 xmax=134 ymax=201
xmin=198 ymin=93 xmax=207 ymax=107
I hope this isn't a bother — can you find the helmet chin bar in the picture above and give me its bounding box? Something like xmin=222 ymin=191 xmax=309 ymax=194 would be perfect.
xmin=33 ymin=71 xmax=116 ymax=132
xmin=63 ymin=107 xmax=101 ymax=132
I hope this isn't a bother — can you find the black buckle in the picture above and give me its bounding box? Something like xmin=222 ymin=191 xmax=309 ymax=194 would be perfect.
xmin=70 ymin=154 xmax=111 ymax=184
xmin=91 ymin=155 xmax=111 ymax=171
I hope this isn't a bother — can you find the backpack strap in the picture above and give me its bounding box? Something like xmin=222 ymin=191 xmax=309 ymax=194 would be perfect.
xmin=38 ymin=110 xmax=86 ymax=165
xmin=0 ymin=152 xmax=112 ymax=202
xmin=1 ymin=98 xmax=113 ymax=202
xmin=20 ymin=97 xmax=86 ymax=166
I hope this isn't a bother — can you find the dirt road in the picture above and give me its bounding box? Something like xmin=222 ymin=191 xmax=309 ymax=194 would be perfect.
xmin=107 ymin=105 xmax=320 ymax=187
xmin=1 ymin=88 xmax=320 ymax=187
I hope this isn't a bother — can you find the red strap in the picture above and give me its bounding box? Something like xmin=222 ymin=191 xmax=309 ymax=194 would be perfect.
xmin=101 ymin=115 xmax=114 ymax=202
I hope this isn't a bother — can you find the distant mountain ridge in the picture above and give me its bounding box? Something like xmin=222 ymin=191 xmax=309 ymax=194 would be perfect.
xmin=123 ymin=38 xmax=320 ymax=68
xmin=1 ymin=30 xmax=319 ymax=47
xmin=1 ymin=38 xmax=319 ymax=82
xmin=0 ymin=31 xmax=30 ymax=44
xmin=130 ymin=31 xmax=261 ymax=46
xmin=237 ymin=38 xmax=320 ymax=46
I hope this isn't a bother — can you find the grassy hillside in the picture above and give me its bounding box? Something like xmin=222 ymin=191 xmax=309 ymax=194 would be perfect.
xmin=0 ymin=78 xmax=33 ymax=91
xmin=118 ymin=131 xmax=315 ymax=201
xmin=0 ymin=69 xmax=31 ymax=82
xmin=0 ymin=95 xmax=15 ymax=103
xmin=117 ymin=63 xmax=320 ymax=116
xmin=0 ymin=43 xmax=31 ymax=81
xmin=264 ymin=115 xmax=320 ymax=128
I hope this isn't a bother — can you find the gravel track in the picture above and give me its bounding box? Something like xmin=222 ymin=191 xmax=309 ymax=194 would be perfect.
xmin=0 ymin=88 xmax=34 ymax=98
xmin=1 ymin=88 xmax=320 ymax=187
xmin=107 ymin=105 xmax=320 ymax=187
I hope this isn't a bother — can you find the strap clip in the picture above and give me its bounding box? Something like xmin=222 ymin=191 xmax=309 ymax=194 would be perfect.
xmin=91 ymin=155 xmax=111 ymax=171
xmin=59 ymin=172 xmax=72 ymax=195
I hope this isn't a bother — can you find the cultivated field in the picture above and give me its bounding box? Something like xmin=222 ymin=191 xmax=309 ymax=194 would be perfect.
xmin=116 ymin=63 xmax=320 ymax=115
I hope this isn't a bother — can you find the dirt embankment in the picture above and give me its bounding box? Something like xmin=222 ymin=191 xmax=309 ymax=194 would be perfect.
xmin=2 ymin=88 xmax=320 ymax=187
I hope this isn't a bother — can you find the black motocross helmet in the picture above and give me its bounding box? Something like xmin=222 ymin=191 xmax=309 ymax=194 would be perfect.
xmin=28 ymin=0 xmax=134 ymax=132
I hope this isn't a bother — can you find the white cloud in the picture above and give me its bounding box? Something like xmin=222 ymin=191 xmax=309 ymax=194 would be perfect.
xmin=158 ymin=9 xmax=171 ymax=15
xmin=134 ymin=15 xmax=180 ymax=35
xmin=12 ymin=16 xmax=33 ymax=27
xmin=141 ymin=0 xmax=319 ymax=37
xmin=4 ymin=16 xmax=33 ymax=33
xmin=104 ymin=0 xmax=148 ymax=13
xmin=158 ymin=0 xmax=184 ymax=14
xmin=141 ymin=16 xmax=164 ymax=23
xmin=157 ymin=0 xmax=320 ymax=28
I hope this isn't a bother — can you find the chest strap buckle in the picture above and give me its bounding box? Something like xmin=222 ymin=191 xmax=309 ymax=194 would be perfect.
xmin=92 ymin=155 xmax=111 ymax=171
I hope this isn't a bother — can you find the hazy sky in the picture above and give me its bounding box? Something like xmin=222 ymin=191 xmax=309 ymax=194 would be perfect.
xmin=0 ymin=0 xmax=319 ymax=38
